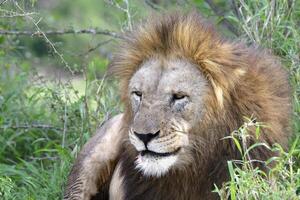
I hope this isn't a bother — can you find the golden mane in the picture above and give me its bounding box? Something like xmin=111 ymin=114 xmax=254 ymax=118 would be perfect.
xmin=110 ymin=12 xmax=250 ymax=107
xmin=110 ymin=11 xmax=291 ymax=147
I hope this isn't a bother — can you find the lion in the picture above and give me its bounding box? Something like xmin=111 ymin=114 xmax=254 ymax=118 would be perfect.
xmin=64 ymin=12 xmax=291 ymax=200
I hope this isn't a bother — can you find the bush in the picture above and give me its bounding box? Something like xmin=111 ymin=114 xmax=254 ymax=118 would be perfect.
xmin=214 ymin=119 xmax=300 ymax=200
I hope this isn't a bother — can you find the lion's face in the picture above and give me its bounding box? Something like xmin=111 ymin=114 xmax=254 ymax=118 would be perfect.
xmin=128 ymin=58 xmax=208 ymax=177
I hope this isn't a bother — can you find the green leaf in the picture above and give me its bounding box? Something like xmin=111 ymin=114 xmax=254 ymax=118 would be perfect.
xmin=227 ymin=161 xmax=237 ymax=200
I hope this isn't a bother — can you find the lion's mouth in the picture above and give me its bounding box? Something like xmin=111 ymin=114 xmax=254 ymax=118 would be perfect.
xmin=140 ymin=148 xmax=181 ymax=157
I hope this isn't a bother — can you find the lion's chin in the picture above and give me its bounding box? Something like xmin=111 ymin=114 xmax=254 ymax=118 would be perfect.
xmin=135 ymin=153 xmax=178 ymax=177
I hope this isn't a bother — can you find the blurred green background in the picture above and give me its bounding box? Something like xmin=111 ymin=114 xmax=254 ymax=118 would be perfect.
xmin=0 ymin=0 xmax=299 ymax=199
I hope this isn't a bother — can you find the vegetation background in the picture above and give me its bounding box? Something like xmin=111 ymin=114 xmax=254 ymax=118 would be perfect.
xmin=0 ymin=0 xmax=299 ymax=199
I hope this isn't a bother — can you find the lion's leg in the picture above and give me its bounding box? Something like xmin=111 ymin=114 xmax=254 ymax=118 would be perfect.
xmin=64 ymin=114 xmax=125 ymax=200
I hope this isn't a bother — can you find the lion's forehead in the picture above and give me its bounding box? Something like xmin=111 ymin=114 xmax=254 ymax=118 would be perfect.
xmin=129 ymin=58 xmax=208 ymax=96
xmin=129 ymin=59 xmax=162 ymax=91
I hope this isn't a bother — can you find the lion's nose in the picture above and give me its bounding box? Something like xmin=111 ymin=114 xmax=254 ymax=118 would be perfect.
xmin=134 ymin=131 xmax=160 ymax=146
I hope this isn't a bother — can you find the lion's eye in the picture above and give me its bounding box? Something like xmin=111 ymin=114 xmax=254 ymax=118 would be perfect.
xmin=172 ymin=93 xmax=187 ymax=101
xmin=132 ymin=91 xmax=142 ymax=98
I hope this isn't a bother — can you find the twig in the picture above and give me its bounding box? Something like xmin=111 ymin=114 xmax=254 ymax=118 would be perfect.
xmin=230 ymin=0 xmax=241 ymax=20
xmin=124 ymin=0 xmax=133 ymax=30
xmin=0 ymin=29 xmax=123 ymax=39
xmin=0 ymin=0 xmax=8 ymax=6
xmin=83 ymin=66 xmax=92 ymax=135
xmin=260 ymin=0 xmax=275 ymax=40
xmin=106 ymin=0 xmax=133 ymax=31
xmin=204 ymin=0 xmax=239 ymax=36
xmin=0 ymin=14 xmax=35 ymax=18
xmin=95 ymin=73 xmax=108 ymax=123
xmin=106 ymin=0 xmax=127 ymax=12
xmin=0 ymin=124 xmax=63 ymax=131
xmin=144 ymin=0 xmax=160 ymax=10
xmin=0 ymin=8 xmax=37 ymax=17
xmin=13 ymin=1 xmax=74 ymax=74
xmin=96 ymin=72 xmax=107 ymax=95
xmin=62 ymin=94 xmax=68 ymax=148
xmin=29 ymin=156 xmax=59 ymax=161
xmin=77 ymin=39 xmax=113 ymax=57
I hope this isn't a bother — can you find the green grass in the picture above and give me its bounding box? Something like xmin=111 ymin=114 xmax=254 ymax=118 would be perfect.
xmin=0 ymin=0 xmax=299 ymax=199
xmin=0 ymin=65 xmax=120 ymax=199
xmin=214 ymin=119 xmax=300 ymax=200
xmin=214 ymin=1 xmax=300 ymax=199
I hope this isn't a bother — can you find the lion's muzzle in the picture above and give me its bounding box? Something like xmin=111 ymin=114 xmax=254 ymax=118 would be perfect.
xmin=134 ymin=130 xmax=160 ymax=146
xmin=128 ymin=123 xmax=189 ymax=177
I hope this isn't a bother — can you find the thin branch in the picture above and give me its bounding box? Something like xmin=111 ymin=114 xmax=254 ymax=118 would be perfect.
xmin=11 ymin=1 xmax=121 ymax=75
xmin=106 ymin=0 xmax=133 ymax=31
xmin=77 ymin=39 xmax=113 ymax=57
xmin=0 ymin=8 xmax=37 ymax=17
xmin=0 ymin=124 xmax=63 ymax=131
xmin=0 ymin=29 xmax=123 ymax=39
xmin=106 ymin=0 xmax=127 ymax=12
xmin=144 ymin=0 xmax=159 ymax=10
xmin=0 ymin=0 xmax=8 ymax=6
xmin=230 ymin=0 xmax=241 ymax=20
xmin=0 ymin=13 xmax=36 ymax=18
xmin=62 ymin=93 xmax=68 ymax=148
xmin=29 ymin=156 xmax=59 ymax=161
xmin=124 ymin=0 xmax=133 ymax=30
xmin=83 ymin=67 xmax=92 ymax=135
xmin=96 ymin=72 xmax=107 ymax=95
xmin=13 ymin=1 xmax=74 ymax=74
xmin=204 ymin=0 xmax=239 ymax=36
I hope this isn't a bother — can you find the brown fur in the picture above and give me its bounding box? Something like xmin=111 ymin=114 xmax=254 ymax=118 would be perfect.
xmin=109 ymin=12 xmax=291 ymax=199
xmin=65 ymin=12 xmax=291 ymax=200
xmin=64 ymin=114 xmax=126 ymax=200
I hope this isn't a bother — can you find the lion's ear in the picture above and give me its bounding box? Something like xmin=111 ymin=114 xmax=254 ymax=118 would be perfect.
xmin=64 ymin=114 xmax=125 ymax=200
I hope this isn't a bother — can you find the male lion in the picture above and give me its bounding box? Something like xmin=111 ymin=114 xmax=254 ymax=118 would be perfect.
xmin=64 ymin=12 xmax=291 ymax=200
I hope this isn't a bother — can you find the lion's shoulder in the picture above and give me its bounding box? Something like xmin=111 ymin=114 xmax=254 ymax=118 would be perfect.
xmin=64 ymin=114 xmax=125 ymax=200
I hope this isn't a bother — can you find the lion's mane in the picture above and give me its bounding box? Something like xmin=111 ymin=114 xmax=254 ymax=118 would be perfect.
xmin=108 ymin=12 xmax=291 ymax=199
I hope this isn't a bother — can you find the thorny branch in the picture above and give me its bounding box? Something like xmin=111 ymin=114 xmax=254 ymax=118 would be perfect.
xmin=6 ymin=1 xmax=121 ymax=75
xmin=0 ymin=8 xmax=37 ymax=18
xmin=0 ymin=29 xmax=123 ymax=39
xmin=77 ymin=39 xmax=113 ymax=57
xmin=12 ymin=1 xmax=73 ymax=74
xmin=0 ymin=6 xmax=122 ymax=38
xmin=0 ymin=124 xmax=63 ymax=131
xmin=144 ymin=0 xmax=160 ymax=10
xmin=106 ymin=0 xmax=133 ymax=31
xmin=230 ymin=0 xmax=241 ymax=20
xmin=0 ymin=13 xmax=36 ymax=18
xmin=62 ymin=95 xmax=68 ymax=148
xmin=0 ymin=0 xmax=8 ymax=6
xmin=124 ymin=0 xmax=133 ymax=30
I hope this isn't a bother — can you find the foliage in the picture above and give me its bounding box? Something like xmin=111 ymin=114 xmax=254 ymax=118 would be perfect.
xmin=214 ymin=119 xmax=300 ymax=200
xmin=214 ymin=1 xmax=300 ymax=199
xmin=0 ymin=65 xmax=119 ymax=199
xmin=0 ymin=0 xmax=299 ymax=199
